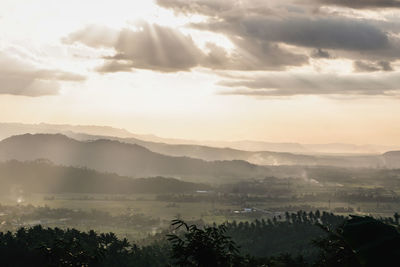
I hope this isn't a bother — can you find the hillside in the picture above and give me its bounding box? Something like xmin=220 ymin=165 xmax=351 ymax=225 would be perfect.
xmin=0 ymin=134 xmax=270 ymax=182
xmin=0 ymin=160 xmax=210 ymax=194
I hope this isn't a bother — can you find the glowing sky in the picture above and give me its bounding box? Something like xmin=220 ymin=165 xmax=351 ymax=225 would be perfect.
xmin=1 ymin=0 xmax=400 ymax=145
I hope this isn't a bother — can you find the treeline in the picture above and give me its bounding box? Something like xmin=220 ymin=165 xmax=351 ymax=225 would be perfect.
xmin=157 ymin=189 xmax=400 ymax=206
xmin=227 ymin=210 xmax=400 ymax=260
xmin=219 ymin=178 xmax=400 ymax=202
xmin=0 ymin=214 xmax=399 ymax=266
xmin=226 ymin=210 xmax=346 ymax=259
xmin=0 ymin=160 xmax=210 ymax=194
xmin=298 ymin=191 xmax=400 ymax=203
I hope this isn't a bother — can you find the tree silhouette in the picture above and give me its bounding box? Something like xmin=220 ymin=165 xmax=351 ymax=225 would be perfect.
xmin=167 ymin=219 xmax=249 ymax=267
xmin=313 ymin=216 xmax=400 ymax=267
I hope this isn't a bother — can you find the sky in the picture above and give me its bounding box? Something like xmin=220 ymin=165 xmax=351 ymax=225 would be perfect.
xmin=1 ymin=0 xmax=400 ymax=145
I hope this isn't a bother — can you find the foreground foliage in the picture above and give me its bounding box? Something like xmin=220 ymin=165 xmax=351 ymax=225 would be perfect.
xmin=0 ymin=213 xmax=399 ymax=266
xmin=314 ymin=216 xmax=400 ymax=267
xmin=0 ymin=226 xmax=169 ymax=267
xmin=167 ymin=219 xmax=247 ymax=266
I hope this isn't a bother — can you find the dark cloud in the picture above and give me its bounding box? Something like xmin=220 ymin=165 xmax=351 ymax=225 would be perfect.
xmin=311 ymin=48 xmax=332 ymax=58
xmin=65 ymin=24 xmax=203 ymax=72
xmin=354 ymin=60 xmax=393 ymax=72
xmin=379 ymin=61 xmax=394 ymax=71
xmin=219 ymin=72 xmax=400 ymax=96
xmin=354 ymin=61 xmax=381 ymax=72
xmin=159 ymin=0 xmax=400 ymax=63
xmin=316 ymin=0 xmax=400 ymax=9
xmin=196 ymin=17 xmax=389 ymax=51
xmin=0 ymin=52 xmax=85 ymax=97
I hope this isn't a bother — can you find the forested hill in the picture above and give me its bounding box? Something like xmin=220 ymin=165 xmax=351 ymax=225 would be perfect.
xmin=0 ymin=160 xmax=210 ymax=194
xmin=0 ymin=134 xmax=269 ymax=181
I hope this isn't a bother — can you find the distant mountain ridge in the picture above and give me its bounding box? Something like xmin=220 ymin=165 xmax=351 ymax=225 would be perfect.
xmin=0 ymin=134 xmax=270 ymax=182
xmin=0 ymin=122 xmax=133 ymax=140
xmin=64 ymin=132 xmax=318 ymax=166
xmin=0 ymin=122 xmax=397 ymax=154
xmin=62 ymin=132 xmax=386 ymax=168
xmin=0 ymin=133 xmax=398 ymax=184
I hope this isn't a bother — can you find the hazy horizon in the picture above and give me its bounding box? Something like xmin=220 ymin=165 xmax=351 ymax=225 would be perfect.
xmin=1 ymin=121 xmax=400 ymax=149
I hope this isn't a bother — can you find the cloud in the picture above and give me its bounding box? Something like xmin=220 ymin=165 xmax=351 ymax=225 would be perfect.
xmin=219 ymin=72 xmax=400 ymax=96
xmin=95 ymin=60 xmax=134 ymax=73
xmin=315 ymin=0 xmax=400 ymax=9
xmin=203 ymin=39 xmax=308 ymax=70
xmin=0 ymin=52 xmax=86 ymax=97
xmin=34 ymin=70 xmax=86 ymax=81
xmin=66 ymin=22 xmax=308 ymax=72
xmin=62 ymin=0 xmax=400 ymax=89
xmin=0 ymin=75 xmax=59 ymax=97
xmin=353 ymin=60 xmax=393 ymax=72
xmin=311 ymin=48 xmax=332 ymax=58
xmin=156 ymin=0 xmax=237 ymax=16
xmin=159 ymin=0 xmax=400 ymax=63
xmin=64 ymin=1 xmax=400 ymax=74
xmin=195 ymin=16 xmax=389 ymax=51
xmin=156 ymin=0 xmax=275 ymax=17
xmin=65 ymin=24 xmax=203 ymax=72
xmin=62 ymin=24 xmax=119 ymax=48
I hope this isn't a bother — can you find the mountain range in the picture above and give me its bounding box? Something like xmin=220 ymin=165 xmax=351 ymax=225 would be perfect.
xmin=0 ymin=133 xmax=399 ymax=183
xmin=63 ymin=132 xmax=386 ymax=168
xmin=0 ymin=134 xmax=270 ymax=182
xmin=0 ymin=122 xmax=398 ymax=154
